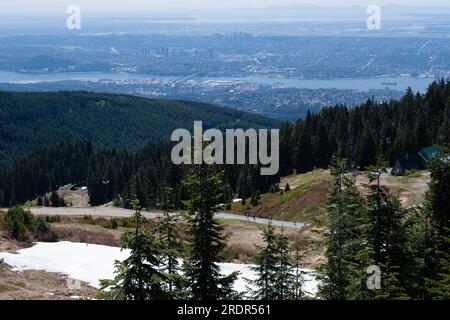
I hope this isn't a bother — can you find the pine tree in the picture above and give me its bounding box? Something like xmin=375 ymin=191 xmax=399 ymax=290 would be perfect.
xmin=365 ymin=157 xmax=408 ymax=298
xmin=290 ymin=237 xmax=306 ymax=300
xmin=423 ymin=148 xmax=450 ymax=299
xmin=275 ymin=229 xmax=293 ymax=300
xmin=156 ymin=186 xmax=186 ymax=299
xmin=426 ymin=224 xmax=450 ymax=299
xmin=50 ymin=191 xmax=65 ymax=207
xmin=373 ymin=261 xmax=410 ymax=300
xmin=346 ymin=247 xmax=376 ymax=300
xmin=99 ymin=200 xmax=166 ymax=300
xmin=319 ymin=157 xmax=368 ymax=300
xmin=294 ymin=112 xmax=314 ymax=173
xmin=248 ymin=222 xmax=300 ymax=300
xmin=183 ymin=163 xmax=238 ymax=300
xmin=424 ymin=150 xmax=450 ymax=235
xmin=247 ymin=221 xmax=280 ymax=300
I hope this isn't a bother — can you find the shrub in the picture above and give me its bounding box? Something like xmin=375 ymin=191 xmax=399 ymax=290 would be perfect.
xmin=34 ymin=217 xmax=58 ymax=242
xmin=251 ymin=191 xmax=261 ymax=206
xmin=50 ymin=191 xmax=66 ymax=207
xmin=5 ymin=206 xmax=36 ymax=240
xmin=44 ymin=215 xmax=61 ymax=223
xmin=36 ymin=217 xmax=50 ymax=233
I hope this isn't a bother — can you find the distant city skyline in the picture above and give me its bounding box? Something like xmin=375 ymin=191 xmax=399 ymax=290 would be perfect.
xmin=1 ymin=0 xmax=450 ymax=15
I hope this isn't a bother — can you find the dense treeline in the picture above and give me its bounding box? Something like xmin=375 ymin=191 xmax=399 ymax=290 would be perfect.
xmin=0 ymin=141 xmax=93 ymax=205
xmin=0 ymin=140 xmax=278 ymax=208
xmin=0 ymin=91 xmax=279 ymax=169
xmin=279 ymin=80 xmax=450 ymax=175
xmin=1 ymin=80 xmax=449 ymax=207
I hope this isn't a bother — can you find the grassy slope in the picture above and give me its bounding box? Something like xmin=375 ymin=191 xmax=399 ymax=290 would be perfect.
xmin=231 ymin=170 xmax=331 ymax=223
xmin=230 ymin=169 xmax=431 ymax=224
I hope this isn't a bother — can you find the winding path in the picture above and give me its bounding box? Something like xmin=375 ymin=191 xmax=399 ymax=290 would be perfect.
xmin=26 ymin=206 xmax=306 ymax=229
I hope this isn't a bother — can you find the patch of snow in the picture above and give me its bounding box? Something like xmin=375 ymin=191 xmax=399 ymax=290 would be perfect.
xmin=0 ymin=242 xmax=129 ymax=288
xmin=0 ymin=242 xmax=318 ymax=296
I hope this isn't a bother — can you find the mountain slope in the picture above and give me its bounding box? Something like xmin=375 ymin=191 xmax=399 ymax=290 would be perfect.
xmin=0 ymin=91 xmax=280 ymax=168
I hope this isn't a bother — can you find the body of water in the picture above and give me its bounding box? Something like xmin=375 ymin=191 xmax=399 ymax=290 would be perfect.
xmin=0 ymin=70 xmax=437 ymax=93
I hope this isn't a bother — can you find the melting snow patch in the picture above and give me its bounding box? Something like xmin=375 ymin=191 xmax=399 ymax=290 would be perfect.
xmin=0 ymin=241 xmax=318 ymax=296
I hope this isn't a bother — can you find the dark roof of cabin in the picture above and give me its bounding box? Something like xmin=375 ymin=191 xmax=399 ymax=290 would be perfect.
xmin=396 ymin=154 xmax=425 ymax=171
xmin=419 ymin=146 xmax=441 ymax=161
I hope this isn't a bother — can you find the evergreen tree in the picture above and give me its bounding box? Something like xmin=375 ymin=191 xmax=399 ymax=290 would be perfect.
xmin=424 ymin=150 xmax=450 ymax=235
xmin=423 ymin=148 xmax=450 ymax=299
xmin=248 ymin=223 xmax=300 ymax=300
xmin=294 ymin=111 xmax=314 ymax=173
xmin=346 ymin=247 xmax=376 ymax=300
xmin=247 ymin=221 xmax=280 ymax=300
xmin=365 ymin=157 xmax=408 ymax=298
xmin=290 ymin=237 xmax=306 ymax=300
xmin=156 ymin=186 xmax=186 ymax=299
xmin=50 ymin=191 xmax=65 ymax=207
xmin=319 ymin=157 xmax=368 ymax=300
xmin=275 ymin=229 xmax=293 ymax=300
xmin=183 ymin=163 xmax=238 ymax=300
xmin=5 ymin=206 xmax=36 ymax=241
xmin=99 ymin=200 xmax=166 ymax=300
xmin=426 ymin=224 xmax=450 ymax=299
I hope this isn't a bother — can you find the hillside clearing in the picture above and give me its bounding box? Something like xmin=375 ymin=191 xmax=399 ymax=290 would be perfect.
xmin=231 ymin=169 xmax=430 ymax=225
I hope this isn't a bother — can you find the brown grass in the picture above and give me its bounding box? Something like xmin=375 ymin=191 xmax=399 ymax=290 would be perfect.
xmin=220 ymin=218 xmax=325 ymax=268
xmin=0 ymin=210 xmax=6 ymax=231
xmin=231 ymin=170 xmax=331 ymax=223
xmin=52 ymin=223 xmax=123 ymax=247
xmin=0 ymin=262 xmax=97 ymax=300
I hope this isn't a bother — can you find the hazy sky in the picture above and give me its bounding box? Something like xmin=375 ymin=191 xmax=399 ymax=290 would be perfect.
xmin=2 ymin=0 xmax=450 ymax=14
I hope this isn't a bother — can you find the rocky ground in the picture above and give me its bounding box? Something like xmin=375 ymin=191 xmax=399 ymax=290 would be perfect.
xmin=0 ymin=261 xmax=97 ymax=300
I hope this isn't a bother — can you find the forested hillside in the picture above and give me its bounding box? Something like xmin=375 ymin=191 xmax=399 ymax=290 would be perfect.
xmin=0 ymin=140 xmax=279 ymax=208
xmin=0 ymin=80 xmax=449 ymax=208
xmin=0 ymin=91 xmax=279 ymax=168
xmin=278 ymin=80 xmax=450 ymax=175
